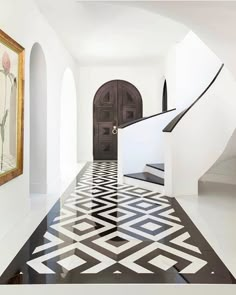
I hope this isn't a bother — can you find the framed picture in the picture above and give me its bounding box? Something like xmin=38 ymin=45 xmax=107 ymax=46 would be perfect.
xmin=0 ymin=29 xmax=24 ymax=186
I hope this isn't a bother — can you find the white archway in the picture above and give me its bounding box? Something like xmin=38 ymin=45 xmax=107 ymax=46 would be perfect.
xmin=30 ymin=43 xmax=47 ymax=194
xmin=60 ymin=68 xmax=77 ymax=182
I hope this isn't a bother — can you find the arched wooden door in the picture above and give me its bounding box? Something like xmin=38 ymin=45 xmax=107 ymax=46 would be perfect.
xmin=93 ymin=80 xmax=143 ymax=160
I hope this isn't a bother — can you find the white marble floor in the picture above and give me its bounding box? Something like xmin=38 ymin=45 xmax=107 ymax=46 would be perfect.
xmin=0 ymin=163 xmax=86 ymax=277
xmin=0 ymin=283 xmax=235 ymax=295
xmin=1 ymin=172 xmax=236 ymax=293
xmin=177 ymin=181 xmax=236 ymax=278
xmin=3 ymin=162 xmax=225 ymax=284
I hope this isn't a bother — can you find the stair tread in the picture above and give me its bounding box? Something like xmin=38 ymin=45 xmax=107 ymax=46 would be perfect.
xmin=124 ymin=172 xmax=164 ymax=186
xmin=146 ymin=163 xmax=165 ymax=171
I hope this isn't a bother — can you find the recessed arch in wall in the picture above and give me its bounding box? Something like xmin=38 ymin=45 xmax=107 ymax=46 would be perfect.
xmin=162 ymin=79 xmax=168 ymax=112
xmin=30 ymin=43 xmax=47 ymax=194
xmin=60 ymin=68 xmax=77 ymax=182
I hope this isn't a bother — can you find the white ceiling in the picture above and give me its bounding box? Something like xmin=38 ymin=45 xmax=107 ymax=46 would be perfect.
xmin=120 ymin=1 xmax=236 ymax=77
xmin=34 ymin=0 xmax=188 ymax=65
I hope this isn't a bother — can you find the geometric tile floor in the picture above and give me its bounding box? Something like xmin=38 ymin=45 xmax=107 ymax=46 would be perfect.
xmin=0 ymin=162 xmax=235 ymax=284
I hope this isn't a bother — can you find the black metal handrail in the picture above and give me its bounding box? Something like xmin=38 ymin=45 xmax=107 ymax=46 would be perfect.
xmin=163 ymin=64 xmax=224 ymax=133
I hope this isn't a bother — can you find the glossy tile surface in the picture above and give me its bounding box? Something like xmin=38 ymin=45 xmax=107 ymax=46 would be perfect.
xmin=0 ymin=162 xmax=235 ymax=284
xmin=124 ymin=172 xmax=164 ymax=185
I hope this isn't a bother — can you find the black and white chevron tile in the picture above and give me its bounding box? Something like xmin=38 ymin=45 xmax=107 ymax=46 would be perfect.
xmin=0 ymin=162 xmax=235 ymax=284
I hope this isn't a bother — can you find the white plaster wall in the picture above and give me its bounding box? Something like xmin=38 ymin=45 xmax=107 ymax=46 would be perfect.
xmin=77 ymin=65 xmax=164 ymax=162
xmin=117 ymin=32 xmax=223 ymax=183
xmin=201 ymin=129 xmax=236 ymax=185
xmin=0 ymin=0 xmax=78 ymax=241
xmin=176 ymin=31 xmax=222 ymax=111
xmin=30 ymin=43 xmax=47 ymax=194
xmin=118 ymin=109 xmax=178 ymax=182
xmin=164 ymin=46 xmax=177 ymax=110
xmin=201 ymin=158 xmax=236 ymax=186
xmin=162 ymin=32 xmax=221 ymax=112
xmin=60 ymin=68 xmax=78 ymax=182
xmin=165 ymin=66 xmax=236 ymax=197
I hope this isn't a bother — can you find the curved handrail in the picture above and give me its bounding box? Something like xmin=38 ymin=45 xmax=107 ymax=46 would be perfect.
xmin=118 ymin=108 xmax=176 ymax=129
xmin=163 ymin=63 xmax=224 ymax=133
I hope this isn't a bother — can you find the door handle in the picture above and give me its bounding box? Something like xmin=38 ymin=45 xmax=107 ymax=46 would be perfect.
xmin=112 ymin=125 xmax=118 ymax=135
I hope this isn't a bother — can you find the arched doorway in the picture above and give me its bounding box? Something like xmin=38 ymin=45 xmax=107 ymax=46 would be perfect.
xmin=93 ymin=80 xmax=142 ymax=160
xmin=60 ymin=68 xmax=77 ymax=182
xmin=162 ymin=80 xmax=168 ymax=112
xmin=30 ymin=43 xmax=47 ymax=194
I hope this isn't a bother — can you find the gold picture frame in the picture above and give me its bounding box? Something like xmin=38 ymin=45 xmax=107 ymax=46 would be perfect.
xmin=0 ymin=29 xmax=24 ymax=186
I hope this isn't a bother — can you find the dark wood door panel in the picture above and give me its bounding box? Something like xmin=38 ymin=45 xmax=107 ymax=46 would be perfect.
xmin=93 ymin=80 xmax=142 ymax=160
xmin=117 ymin=80 xmax=142 ymax=125
xmin=94 ymin=122 xmax=117 ymax=160
xmin=98 ymin=122 xmax=113 ymax=137
xmin=97 ymin=140 xmax=117 ymax=160
xmin=122 ymin=107 xmax=138 ymax=124
xmin=96 ymin=107 xmax=115 ymax=122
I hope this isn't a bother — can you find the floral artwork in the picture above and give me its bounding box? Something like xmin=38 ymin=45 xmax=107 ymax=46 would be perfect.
xmin=0 ymin=29 xmax=24 ymax=186
xmin=0 ymin=50 xmax=17 ymax=173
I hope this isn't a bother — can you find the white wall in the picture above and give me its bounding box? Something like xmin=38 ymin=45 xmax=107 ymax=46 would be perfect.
xmin=0 ymin=0 xmax=77 ymax=241
xmin=201 ymin=158 xmax=236 ymax=186
xmin=165 ymin=66 xmax=236 ymax=197
xmin=77 ymin=65 xmax=164 ymax=162
xmin=163 ymin=46 xmax=177 ymax=110
xmin=201 ymin=129 xmax=236 ymax=185
xmin=118 ymin=109 xmax=178 ymax=182
xmin=163 ymin=32 xmax=229 ymax=197
xmin=116 ymin=32 xmax=224 ymax=184
xmin=161 ymin=31 xmax=222 ymax=113
xmin=60 ymin=68 xmax=78 ymax=182
xmin=175 ymin=31 xmax=222 ymax=110
xmin=30 ymin=43 xmax=47 ymax=194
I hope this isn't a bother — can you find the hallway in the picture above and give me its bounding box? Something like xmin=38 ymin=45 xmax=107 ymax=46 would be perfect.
xmin=1 ymin=1 xmax=236 ymax=293
xmin=0 ymin=162 xmax=234 ymax=284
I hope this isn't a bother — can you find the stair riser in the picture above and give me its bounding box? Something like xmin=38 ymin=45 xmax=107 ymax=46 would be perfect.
xmin=144 ymin=166 xmax=164 ymax=178
xmin=123 ymin=176 xmax=164 ymax=194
